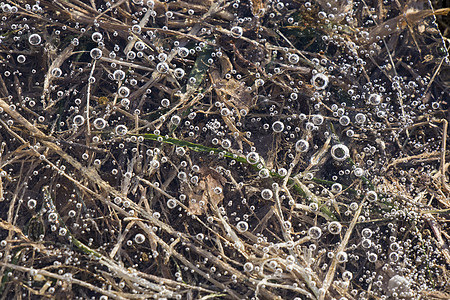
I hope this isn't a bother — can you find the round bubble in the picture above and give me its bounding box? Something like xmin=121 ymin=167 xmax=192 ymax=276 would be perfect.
xmin=93 ymin=118 xmax=107 ymax=130
xmin=331 ymin=144 xmax=349 ymax=161
xmin=295 ymin=139 xmax=309 ymax=152
xmin=115 ymin=125 xmax=128 ymax=136
xmin=308 ymin=226 xmax=322 ymax=239
xmin=134 ymin=233 xmax=145 ymax=244
xmin=246 ymin=152 xmax=260 ymax=164
xmin=272 ymin=121 xmax=284 ymax=133
xmin=90 ymin=48 xmax=102 ymax=59
xmin=236 ymin=221 xmax=249 ymax=232
xmin=230 ymin=26 xmax=243 ymax=38
xmin=261 ymin=189 xmax=273 ymax=200
xmin=327 ymin=221 xmax=342 ymax=234
xmin=29 ymin=34 xmax=41 ymax=45
xmin=311 ymin=73 xmax=328 ymax=90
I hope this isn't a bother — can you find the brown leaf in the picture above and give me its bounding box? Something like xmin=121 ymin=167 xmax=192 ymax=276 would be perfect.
xmin=205 ymin=174 xmax=224 ymax=206
xmin=187 ymin=180 xmax=208 ymax=216
xmin=186 ymin=172 xmax=225 ymax=215
xmin=210 ymin=69 xmax=252 ymax=113
xmin=250 ymin=0 xmax=268 ymax=17
xmin=218 ymin=54 xmax=233 ymax=78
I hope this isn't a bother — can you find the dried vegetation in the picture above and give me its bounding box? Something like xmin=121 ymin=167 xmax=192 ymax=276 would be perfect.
xmin=0 ymin=0 xmax=450 ymax=299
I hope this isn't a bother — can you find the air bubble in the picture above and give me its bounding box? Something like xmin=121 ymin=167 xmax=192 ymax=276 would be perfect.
xmin=131 ymin=24 xmax=142 ymax=34
xmin=170 ymin=115 xmax=181 ymax=125
xmin=167 ymin=199 xmax=177 ymax=209
xmin=156 ymin=62 xmax=169 ymax=73
xmin=118 ymin=86 xmax=130 ymax=98
xmin=178 ymin=47 xmax=189 ymax=57
xmin=288 ymin=54 xmax=300 ymax=64
xmin=93 ymin=118 xmax=107 ymax=130
xmin=73 ymin=115 xmax=85 ymax=126
xmin=236 ymin=221 xmax=249 ymax=232
xmin=259 ymin=168 xmax=270 ymax=178
xmin=311 ymin=73 xmax=328 ymax=90
xmin=161 ymin=98 xmax=170 ymax=107
xmin=368 ymin=94 xmax=382 ymax=105
xmin=221 ymin=139 xmax=231 ymax=149
xmin=353 ymin=168 xmax=364 ymax=177
xmin=365 ymin=191 xmax=377 ymax=202
xmin=367 ymin=252 xmax=378 ymax=262
xmin=361 ymin=228 xmax=372 ymax=238
xmin=51 ymin=68 xmax=62 ymax=78
xmin=174 ymin=68 xmax=185 ymax=79
xmin=355 ymin=113 xmax=366 ymax=124
xmin=48 ymin=212 xmax=58 ymax=223
xmin=312 ymin=115 xmax=324 ymax=125
xmin=272 ymin=121 xmax=284 ymax=132
xmin=115 ymin=125 xmax=128 ymax=136
xmin=327 ymin=221 xmax=342 ymax=234
xmin=261 ymin=189 xmax=273 ymax=200
xmin=90 ymin=48 xmax=102 ymax=59
xmin=243 ymin=262 xmax=253 ymax=272
xmin=336 ymin=251 xmax=348 ymax=263
xmin=246 ymin=152 xmax=260 ymax=164
xmin=308 ymin=226 xmax=322 ymax=239
xmin=331 ymin=183 xmax=342 ymax=193
xmin=361 ymin=238 xmax=371 ymax=249
xmin=17 ymin=55 xmax=26 ymax=63
xmin=134 ymin=233 xmax=146 ymax=244
xmin=27 ymin=199 xmax=37 ymax=209
xmin=135 ymin=41 xmax=145 ymax=51
xmin=112 ymin=70 xmax=125 ymax=82
xmin=295 ymin=139 xmax=309 ymax=152
xmin=230 ymin=26 xmax=243 ymax=38
xmin=28 ymin=33 xmax=41 ymax=45
xmin=342 ymin=271 xmax=353 ymax=281
xmin=91 ymin=32 xmax=103 ymax=42
xmin=331 ymin=144 xmax=349 ymax=161
xmin=339 ymin=116 xmax=350 ymax=126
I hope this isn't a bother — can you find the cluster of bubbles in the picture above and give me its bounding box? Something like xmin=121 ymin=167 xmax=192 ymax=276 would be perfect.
xmin=0 ymin=0 xmax=448 ymax=298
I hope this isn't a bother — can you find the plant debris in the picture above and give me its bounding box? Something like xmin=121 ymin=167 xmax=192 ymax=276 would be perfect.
xmin=0 ymin=0 xmax=449 ymax=299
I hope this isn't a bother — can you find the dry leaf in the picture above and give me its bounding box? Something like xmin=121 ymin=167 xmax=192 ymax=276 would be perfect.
xmin=250 ymin=0 xmax=267 ymax=17
xmin=205 ymin=174 xmax=224 ymax=206
xmin=210 ymin=69 xmax=252 ymax=114
xmin=186 ymin=171 xmax=225 ymax=215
